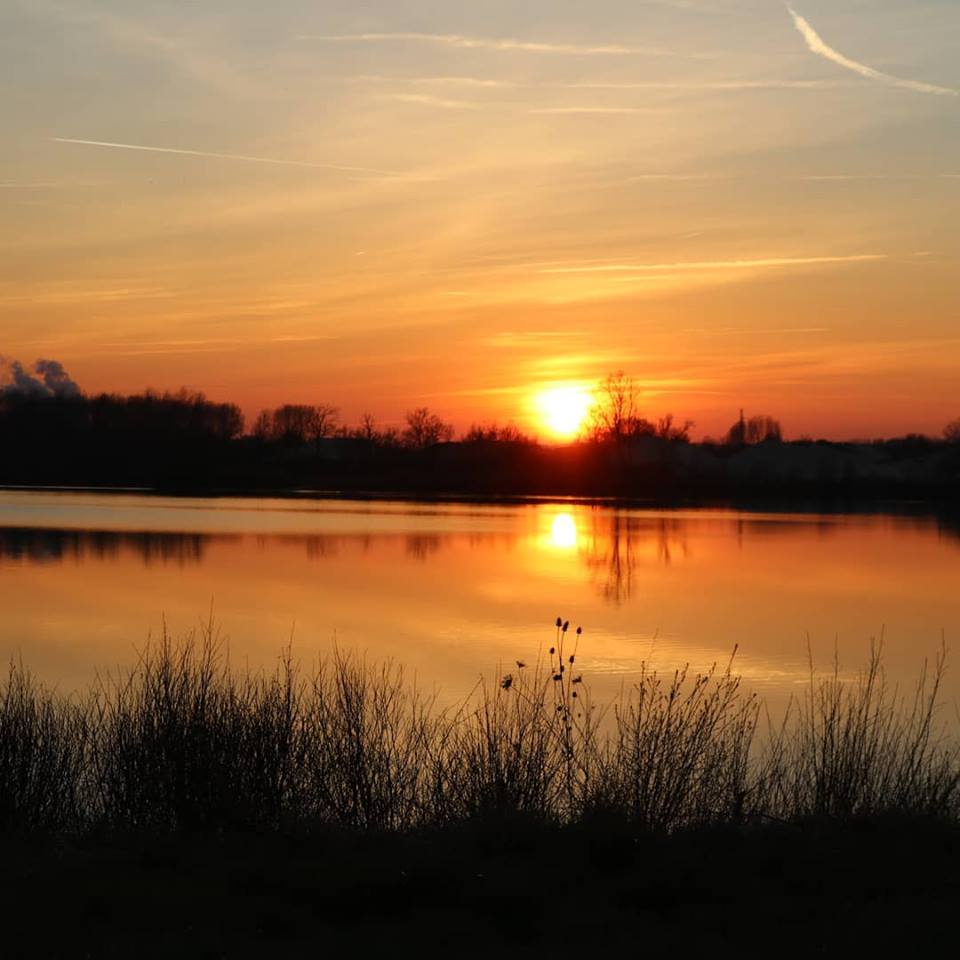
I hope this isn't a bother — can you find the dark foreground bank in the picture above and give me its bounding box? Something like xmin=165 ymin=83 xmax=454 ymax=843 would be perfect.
xmin=5 ymin=816 xmax=959 ymax=957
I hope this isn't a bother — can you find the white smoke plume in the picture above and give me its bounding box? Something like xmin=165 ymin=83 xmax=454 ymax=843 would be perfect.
xmin=0 ymin=357 xmax=82 ymax=399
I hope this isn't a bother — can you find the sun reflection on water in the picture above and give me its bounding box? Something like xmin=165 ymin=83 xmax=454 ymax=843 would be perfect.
xmin=549 ymin=512 xmax=579 ymax=550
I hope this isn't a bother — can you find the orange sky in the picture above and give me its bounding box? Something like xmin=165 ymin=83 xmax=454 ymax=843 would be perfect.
xmin=2 ymin=1 xmax=959 ymax=440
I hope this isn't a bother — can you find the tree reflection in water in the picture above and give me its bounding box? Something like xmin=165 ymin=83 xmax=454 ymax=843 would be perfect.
xmin=579 ymin=513 xmax=690 ymax=605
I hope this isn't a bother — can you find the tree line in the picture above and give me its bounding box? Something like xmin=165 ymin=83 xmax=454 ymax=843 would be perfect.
xmin=5 ymin=373 xmax=960 ymax=451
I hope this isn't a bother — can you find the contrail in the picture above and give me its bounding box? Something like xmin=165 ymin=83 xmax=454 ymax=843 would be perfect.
xmin=51 ymin=138 xmax=402 ymax=176
xmin=539 ymin=254 xmax=888 ymax=274
xmin=787 ymin=7 xmax=957 ymax=97
xmin=300 ymin=32 xmax=670 ymax=56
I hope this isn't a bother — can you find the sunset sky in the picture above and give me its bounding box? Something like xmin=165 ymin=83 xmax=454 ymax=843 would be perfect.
xmin=2 ymin=0 xmax=958 ymax=439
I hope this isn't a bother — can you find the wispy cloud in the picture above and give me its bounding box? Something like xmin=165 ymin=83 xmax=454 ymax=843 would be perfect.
xmin=796 ymin=173 xmax=946 ymax=182
xmin=51 ymin=138 xmax=402 ymax=176
xmin=539 ymin=254 xmax=889 ymax=274
xmin=348 ymin=76 xmax=844 ymax=93
xmin=348 ymin=75 xmax=517 ymax=89
xmin=682 ymin=326 xmax=828 ymax=335
xmin=300 ymin=32 xmax=672 ymax=57
xmin=564 ymin=79 xmax=848 ymax=91
xmin=27 ymin=0 xmax=259 ymax=99
xmin=0 ymin=180 xmax=109 ymax=189
xmin=482 ymin=331 xmax=588 ymax=348
xmin=411 ymin=76 xmax=515 ymax=88
xmin=0 ymin=286 xmax=175 ymax=305
xmin=622 ymin=173 xmax=717 ymax=181
xmin=532 ymin=106 xmax=651 ymax=115
xmin=787 ymin=7 xmax=957 ymax=97
xmin=382 ymin=94 xmax=482 ymax=110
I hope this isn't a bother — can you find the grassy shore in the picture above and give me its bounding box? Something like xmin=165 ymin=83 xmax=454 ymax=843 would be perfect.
xmin=2 ymin=621 xmax=959 ymax=953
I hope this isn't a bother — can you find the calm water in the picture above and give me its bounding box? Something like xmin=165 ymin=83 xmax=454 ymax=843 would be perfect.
xmin=2 ymin=490 xmax=959 ymax=711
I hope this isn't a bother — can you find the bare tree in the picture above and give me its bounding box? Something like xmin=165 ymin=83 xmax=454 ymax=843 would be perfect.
xmin=253 ymin=404 xmax=339 ymax=444
xmin=402 ymin=407 xmax=454 ymax=449
xmin=358 ymin=412 xmax=378 ymax=441
xmin=656 ymin=414 xmax=695 ymax=442
xmin=312 ymin=403 xmax=339 ymax=440
xmin=725 ymin=410 xmax=782 ymax=445
xmin=745 ymin=415 xmax=782 ymax=444
xmin=588 ymin=371 xmax=643 ymax=442
xmin=464 ymin=422 xmax=530 ymax=443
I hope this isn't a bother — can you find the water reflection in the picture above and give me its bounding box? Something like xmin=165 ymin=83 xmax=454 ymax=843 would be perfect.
xmin=0 ymin=527 xmax=472 ymax=568
xmin=2 ymin=493 xmax=960 ymax=710
xmin=0 ymin=513 xmax=686 ymax=607
xmin=575 ymin=514 xmax=692 ymax=605
xmin=1 ymin=508 xmax=957 ymax=612
xmin=405 ymin=534 xmax=444 ymax=562
xmin=0 ymin=527 xmax=217 ymax=566
xmin=549 ymin=513 xmax=578 ymax=551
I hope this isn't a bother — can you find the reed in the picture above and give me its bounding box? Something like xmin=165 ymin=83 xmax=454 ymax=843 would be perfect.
xmin=1 ymin=621 xmax=957 ymax=836
xmin=758 ymin=641 xmax=960 ymax=820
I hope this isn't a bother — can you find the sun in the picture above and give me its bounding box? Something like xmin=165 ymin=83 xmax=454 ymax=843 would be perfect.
xmin=534 ymin=385 xmax=593 ymax=440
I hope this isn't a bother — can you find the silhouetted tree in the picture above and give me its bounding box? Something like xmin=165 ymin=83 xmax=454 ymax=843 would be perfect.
xmin=944 ymin=418 xmax=960 ymax=444
xmin=656 ymin=414 xmax=695 ymax=442
xmin=586 ymin=371 xmax=660 ymax=442
xmin=463 ymin=422 xmax=530 ymax=443
xmin=402 ymin=407 xmax=454 ymax=449
xmin=358 ymin=413 xmax=378 ymax=441
xmin=725 ymin=410 xmax=782 ymax=445
xmin=746 ymin=415 xmax=782 ymax=444
xmin=253 ymin=404 xmax=339 ymax=444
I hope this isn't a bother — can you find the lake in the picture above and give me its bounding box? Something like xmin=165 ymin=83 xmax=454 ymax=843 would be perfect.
xmin=2 ymin=490 xmax=959 ymax=713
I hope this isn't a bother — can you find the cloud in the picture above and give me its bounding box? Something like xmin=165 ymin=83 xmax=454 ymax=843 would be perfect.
xmin=51 ymin=138 xmax=403 ymax=176
xmin=335 ymin=74 xmax=517 ymax=89
xmin=564 ymin=79 xmax=848 ymax=91
xmin=383 ymin=94 xmax=482 ymax=110
xmin=787 ymin=7 xmax=957 ymax=97
xmin=681 ymin=326 xmax=828 ymax=335
xmin=532 ymin=106 xmax=651 ymax=115
xmin=408 ymin=76 xmax=516 ymax=88
xmin=538 ymin=254 xmax=889 ymax=274
xmin=0 ymin=180 xmax=108 ymax=188
xmin=482 ymin=331 xmax=588 ymax=348
xmin=300 ymin=32 xmax=672 ymax=57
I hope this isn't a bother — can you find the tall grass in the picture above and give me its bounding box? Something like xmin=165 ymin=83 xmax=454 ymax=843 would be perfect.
xmin=759 ymin=642 xmax=960 ymax=820
xmin=0 ymin=661 xmax=87 ymax=832
xmin=1 ymin=621 xmax=958 ymax=835
xmin=603 ymin=656 xmax=760 ymax=830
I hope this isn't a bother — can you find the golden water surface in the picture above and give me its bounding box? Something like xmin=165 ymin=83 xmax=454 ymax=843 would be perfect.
xmin=1 ymin=491 xmax=959 ymax=713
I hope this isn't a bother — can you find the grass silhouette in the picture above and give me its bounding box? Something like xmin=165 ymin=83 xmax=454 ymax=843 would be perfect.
xmin=3 ymin=620 xmax=957 ymax=836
